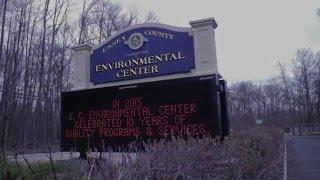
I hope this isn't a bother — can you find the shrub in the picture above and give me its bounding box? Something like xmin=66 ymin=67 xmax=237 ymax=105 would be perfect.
xmin=83 ymin=126 xmax=284 ymax=180
xmin=1 ymin=126 xmax=284 ymax=179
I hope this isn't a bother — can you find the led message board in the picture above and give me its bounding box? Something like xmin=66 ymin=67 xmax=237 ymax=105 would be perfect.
xmin=61 ymin=75 xmax=223 ymax=151
xmin=90 ymin=27 xmax=194 ymax=84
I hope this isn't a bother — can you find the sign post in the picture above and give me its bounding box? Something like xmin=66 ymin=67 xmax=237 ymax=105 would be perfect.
xmin=62 ymin=17 xmax=229 ymax=153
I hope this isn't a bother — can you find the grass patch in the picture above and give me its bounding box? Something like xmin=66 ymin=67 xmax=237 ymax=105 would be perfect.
xmin=0 ymin=158 xmax=67 ymax=179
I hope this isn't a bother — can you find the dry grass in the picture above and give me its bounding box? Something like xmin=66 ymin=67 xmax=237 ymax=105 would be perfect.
xmin=1 ymin=126 xmax=284 ymax=180
xmin=69 ymin=126 xmax=284 ymax=180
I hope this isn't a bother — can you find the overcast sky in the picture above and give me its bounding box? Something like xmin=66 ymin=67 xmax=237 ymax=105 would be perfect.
xmin=116 ymin=0 xmax=320 ymax=83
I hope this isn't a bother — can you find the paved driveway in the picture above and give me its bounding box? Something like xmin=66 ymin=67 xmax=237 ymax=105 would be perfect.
xmin=286 ymin=136 xmax=320 ymax=180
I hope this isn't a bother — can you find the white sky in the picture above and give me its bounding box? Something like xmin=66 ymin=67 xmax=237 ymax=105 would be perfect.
xmin=115 ymin=0 xmax=320 ymax=83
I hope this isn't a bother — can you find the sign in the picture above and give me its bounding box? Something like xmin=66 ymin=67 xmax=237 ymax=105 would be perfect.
xmin=256 ymin=119 xmax=263 ymax=125
xmin=61 ymin=75 xmax=223 ymax=151
xmin=90 ymin=27 xmax=194 ymax=84
xmin=64 ymin=18 xmax=229 ymax=153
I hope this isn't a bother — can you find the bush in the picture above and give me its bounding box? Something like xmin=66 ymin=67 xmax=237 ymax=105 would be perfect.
xmin=1 ymin=126 xmax=284 ymax=179
xmin=78 ymin=126 xmax=284 ymax=180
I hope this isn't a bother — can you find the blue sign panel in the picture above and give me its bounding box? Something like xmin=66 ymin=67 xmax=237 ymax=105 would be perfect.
xmin=90 ymin=26 xmax=195 ymax=84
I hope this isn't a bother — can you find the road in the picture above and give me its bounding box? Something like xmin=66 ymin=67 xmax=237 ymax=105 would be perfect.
xmin=286 ymin=136 xmax=320 ymax=180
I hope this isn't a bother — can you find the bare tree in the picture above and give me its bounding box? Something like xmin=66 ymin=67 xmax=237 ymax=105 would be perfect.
xmin=292 ymin=49 xmax=317 ymax=123
xmin=77 ymin=0 xmax=158 ymax=45
xmin=0 ymin=0 xmax=157 ymax=155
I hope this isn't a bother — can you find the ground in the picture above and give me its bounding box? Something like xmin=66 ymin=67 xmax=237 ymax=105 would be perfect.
xmin=286 ymin=136 xmax=320 ymax=180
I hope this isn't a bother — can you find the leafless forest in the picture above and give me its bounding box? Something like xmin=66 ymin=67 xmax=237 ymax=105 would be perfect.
xmin=0 ymin=0 xmax=319 ymax=179
xmin=0 ymin=0 xmax=157 ymax=156
xmin=0 ymin=0 xmax=318 ymax=157
xmin=229 ymin=48 xmax=320 ymax=131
